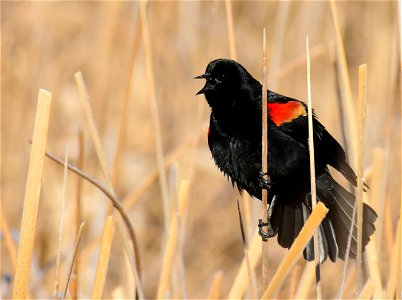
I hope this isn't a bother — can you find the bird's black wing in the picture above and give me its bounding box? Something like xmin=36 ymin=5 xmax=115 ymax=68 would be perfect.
xmin=268 ymin=91 xmax=358 ymax=186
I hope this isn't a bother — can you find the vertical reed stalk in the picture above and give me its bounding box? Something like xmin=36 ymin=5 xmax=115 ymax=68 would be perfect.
xmin=12 ymin=90 xmax=52 ymax=299
xmin=91 ymin=216 xmax=116 ymax=299
xmin=261 ymin=27 xmax=269 ymax=292
xmin=306 ymin=36 xmax=321 ymax=299
xmin=54 ymin=145 xmax=69 ymax=298
xmin=70 ymin=130 xmax=85 ymax=299
xmin=329 ymin=0 xmax=357 ymax=165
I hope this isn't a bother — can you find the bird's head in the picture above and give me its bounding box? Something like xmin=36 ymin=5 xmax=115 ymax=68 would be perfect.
xmin=195 ymin=59 xmax=252 ymax=108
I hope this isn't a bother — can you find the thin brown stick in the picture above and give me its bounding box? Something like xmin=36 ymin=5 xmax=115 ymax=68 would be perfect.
xmin=356 ymin=64 xmax=367 ymax=293
xmin=306 ymin=36 xmax=321 ymax=299
xmin=54 ymin=145 xmax=69 ymax=298
xmin=42 ymin=147 xmax=141 ymax=279
xmin=261 ymin=202 xmax=329 ymax=299
xmin=91 ymin=216 xmax=116 ymax=299
xmin=12 ymin=89 xmax=52 ymax=299
xmin=261 ymin=27 xmax=269 ymax=292
xmin=225 ymin=0 xmax=237 ymax=60
xmin=139 ymin=0 xmax=170 ymax=230
xmin=236 ymin=199 xmax=255 ymax=299
xmin=62 ymin=222 xmax=85 ymax=300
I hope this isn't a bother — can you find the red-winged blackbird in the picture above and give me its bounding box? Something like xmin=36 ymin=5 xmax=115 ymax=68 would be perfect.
xmin=195 ymin=59 xmax=376 ymax=263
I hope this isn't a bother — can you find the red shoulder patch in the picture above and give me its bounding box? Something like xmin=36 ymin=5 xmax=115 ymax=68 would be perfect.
xmin=268 ymin=101 xmax=307 ymax=126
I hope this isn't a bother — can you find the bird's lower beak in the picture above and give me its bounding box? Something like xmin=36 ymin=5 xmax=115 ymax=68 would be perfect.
xmin=196 ymin=85 xmax=208 ymax=95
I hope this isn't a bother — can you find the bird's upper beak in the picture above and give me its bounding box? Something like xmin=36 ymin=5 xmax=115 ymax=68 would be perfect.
xmin=194 ymin=73 xmax=210 ymax=95
xmin=194 ymin=73 xmax=209 ymax=80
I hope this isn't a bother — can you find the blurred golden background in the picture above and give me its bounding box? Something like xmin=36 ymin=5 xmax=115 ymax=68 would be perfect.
xmin=1 ymin=1 xmax=400 ymax=299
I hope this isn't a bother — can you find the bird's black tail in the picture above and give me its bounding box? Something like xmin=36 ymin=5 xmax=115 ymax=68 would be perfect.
xmin=270 ymin=174 xmax=377 ymax=263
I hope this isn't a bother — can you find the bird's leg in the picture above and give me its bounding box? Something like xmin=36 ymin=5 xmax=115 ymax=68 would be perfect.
xmin=258 ymin=195 xmax=278 ymax=239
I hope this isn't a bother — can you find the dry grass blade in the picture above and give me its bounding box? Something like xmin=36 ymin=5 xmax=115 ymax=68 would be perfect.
xmin=306 ymin=36 xmax=322 ymax=299
xmin=261 ymin=27 xmax=269 ymax=292
xmin=156 ymin=180 xmax=190 ymax=298
xmin=228 ymin=230 xmax=262 ymax=299
xmin=91 ymin=216 xmax=116 ymax=299
xmin=356 ymin=64 xmax=367 ymax=293
xmin=236 ymin=199 xmax=255 ymax=299
xmin=225 ymin=0 xmax=237 ymax=60
xmin=139 ymin=0 xmax=170 ymax=230
xmin=261 ymin=202 xmax=329 ymax=300
xmin=12 ymin=89 xmax=52 ymax=299
xmin=54 ymin=145 xmax=69 ymax=298
xmin=294 ymin=262 xmax=315 ymax=299
xmin=62 ymin=221 xmax=85 ymax=300
xmin=399 ymin=2 xmax=402 ymax=299
xmin=112 ymin=15 xmax=141 ymax=186
xmin=70 ymin=130 xmax=85 ymax=299
xmin=74 ymin=71 xmax=115 ymax=193
xmin=0 ymin=208 xmax=17 ymax=269
xmin=207 ymin=270 xmax=224 ymax=299
xmin=329 ymin=0 xmax=357 ymax=165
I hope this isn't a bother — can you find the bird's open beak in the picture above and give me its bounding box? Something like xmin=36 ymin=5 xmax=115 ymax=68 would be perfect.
xmin=194 ymin=73 xmax=210 ymax=95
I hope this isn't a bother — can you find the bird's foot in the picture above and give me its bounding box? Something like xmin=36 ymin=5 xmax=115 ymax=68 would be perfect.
xmin=258 ymin=171 xmax=271 ymax=190
xmin=258 ymin=218 xmax=277 ymax=239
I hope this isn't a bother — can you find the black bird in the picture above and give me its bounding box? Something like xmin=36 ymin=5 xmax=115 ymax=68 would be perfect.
xmin=195 ymin=58 xmax=376 ymax=262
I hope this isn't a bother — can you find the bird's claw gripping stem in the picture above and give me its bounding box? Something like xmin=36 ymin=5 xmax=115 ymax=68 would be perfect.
xmin=258 ymin=219 xmax=277 ymax=239
xmin=258 ymin=171 xmax=271 ymax=190
xmin=258 ymin=195 xmax=278 ymax=239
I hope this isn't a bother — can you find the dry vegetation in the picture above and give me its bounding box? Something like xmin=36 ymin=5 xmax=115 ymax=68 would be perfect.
xmin=1 ymin=1 xmax=401 ymax=299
